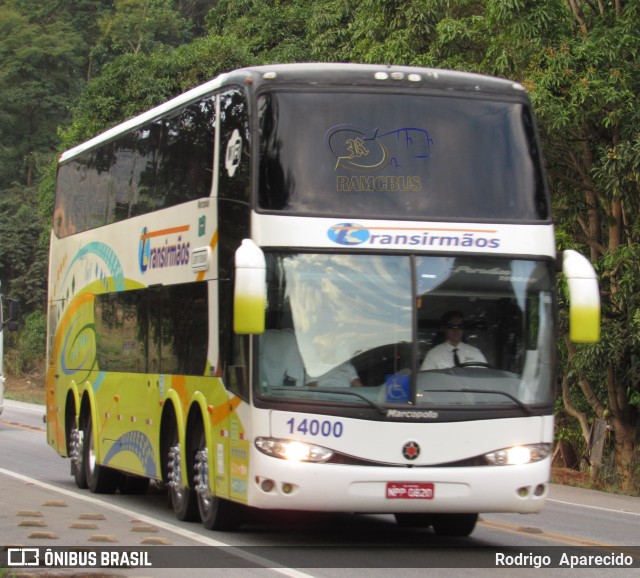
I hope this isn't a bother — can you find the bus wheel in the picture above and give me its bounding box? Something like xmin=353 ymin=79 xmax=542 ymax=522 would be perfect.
xmin=83 ymin=415 xmax=118 ymax=494
xmin=431 ymin=513 xmax=478 ymax=537
xmin=167 ymin=440 xmax=199 ymax=521
xmin=394 ymin=513 xmax=432 ymax=528
xmin=70 ymin=424 xmax=88 ymax=489
xmin=194 ymin=431 xmax=242 ymax=531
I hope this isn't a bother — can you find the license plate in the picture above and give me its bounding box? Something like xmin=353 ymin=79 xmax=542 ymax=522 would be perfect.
xmin=386 ymin=482 xmax=434 ymax=499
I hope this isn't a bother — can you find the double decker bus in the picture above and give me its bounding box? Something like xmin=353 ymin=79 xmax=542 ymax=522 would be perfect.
xmin=46 ymin=63 xmax=599 ymax=536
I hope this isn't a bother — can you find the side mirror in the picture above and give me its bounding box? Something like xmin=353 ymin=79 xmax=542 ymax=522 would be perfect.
xmin=562 ymin=250 xmax=600 ymax=343
xmin=233 ymin=239 xmax=266 ymax=335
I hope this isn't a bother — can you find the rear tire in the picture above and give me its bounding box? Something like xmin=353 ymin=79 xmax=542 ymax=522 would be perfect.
xmin=71 ymin=424 xmax=88 ymax=489
xmin=84 ymin=414 xmax=118 ymax=494
xmin=194 ymin=431 xmax=243 ymax=531
xmin=166 ymin=426 xmax=199 ymax=522
xmin=431 ymin=513 xmax=478 ymax=536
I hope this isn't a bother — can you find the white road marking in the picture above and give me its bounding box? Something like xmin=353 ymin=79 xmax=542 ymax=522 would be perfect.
xmin=0 ymin=466 xmax=315 ymax=578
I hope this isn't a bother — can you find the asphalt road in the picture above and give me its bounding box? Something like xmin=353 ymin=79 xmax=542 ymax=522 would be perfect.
xmin=1 ymin=399 xmax=639 ymax=577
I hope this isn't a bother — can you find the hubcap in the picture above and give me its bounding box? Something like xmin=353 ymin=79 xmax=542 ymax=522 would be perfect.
xmin=167 ymin=444 xmax=188 ymax=504
xmin=194 ymin=447 xmax=212 ymax=511
xmin=70 ymin=427 xmax=83 ymax=469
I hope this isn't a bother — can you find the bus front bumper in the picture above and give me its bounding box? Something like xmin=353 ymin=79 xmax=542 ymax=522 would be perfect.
xmin=247 ymin=453 xmax=550 ymax=515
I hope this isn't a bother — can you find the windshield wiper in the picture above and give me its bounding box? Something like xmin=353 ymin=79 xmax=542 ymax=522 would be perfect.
xmin=426 ymin=388 xmax=533 ymax=415
xmin=267 ymin=387 xmax=387 ymax=415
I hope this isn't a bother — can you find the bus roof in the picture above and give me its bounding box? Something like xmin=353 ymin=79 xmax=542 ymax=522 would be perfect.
xmin=59 ymin=63 xmax=527 ymax=163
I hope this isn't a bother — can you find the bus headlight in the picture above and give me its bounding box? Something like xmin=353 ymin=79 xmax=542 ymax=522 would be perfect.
xmin=255 ymin=437 xmax=334 ymax=463
xmin=484 ymin=443 xmax=551 ymax=466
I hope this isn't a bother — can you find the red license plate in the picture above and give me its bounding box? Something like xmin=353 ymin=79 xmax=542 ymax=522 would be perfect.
xmin=386 ymin=482 xmax=434 ymax=500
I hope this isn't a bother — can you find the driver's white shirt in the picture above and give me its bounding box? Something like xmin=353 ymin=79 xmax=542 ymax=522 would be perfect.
xmin=420 ymin=342 xmax=486 ymax=370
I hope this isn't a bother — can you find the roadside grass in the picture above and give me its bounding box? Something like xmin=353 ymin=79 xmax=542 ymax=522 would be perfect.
xmin=3 ymin=374 xmax=45 ymax=405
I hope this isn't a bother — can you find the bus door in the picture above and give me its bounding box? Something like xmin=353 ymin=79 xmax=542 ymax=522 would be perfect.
xmin=216 ymin=86 xmax=252 ymax=504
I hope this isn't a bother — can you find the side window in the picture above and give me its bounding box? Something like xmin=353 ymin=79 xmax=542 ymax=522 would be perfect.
xmin=156 ymin=96 xmax=216 ymax=208
xmin=161 ymin=283 xmax=208 ymax=375
xmin=218 ymin=271 xmax=250 ymax=400
xmin=54 ymin=145 xmax=113 ymax=237
xmin=218 ymin=87 xmax=250 ymax=202
xmin=54 ymin=95 xmax=217 ymax=238
xmin=94 ymin=284 xmax=209 ymax=376
xmin=95 ymin=290 xmax=147 ymax=373
xmin=228 ymin=334 xmax=250 ymax=400
xmin=110 ymin=134 xmax=136 ymax=221
xmin=130 ymin=123 xmax=160 ymax=217
xmin=217 ymin=87 xmax=251 ymax=398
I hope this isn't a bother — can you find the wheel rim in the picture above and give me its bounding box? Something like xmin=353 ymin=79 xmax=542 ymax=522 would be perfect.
xmin=194 ymin=445 xmax=213 ymax=517
xmin=168 ymin=444 xmax=189 ymax=508
xmin=70 ymin=427 xmax=83 ymax=472
xmin=87 ymin=426 xmax=97 ymax=477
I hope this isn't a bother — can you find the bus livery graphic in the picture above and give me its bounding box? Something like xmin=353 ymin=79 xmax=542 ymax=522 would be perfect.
xmin=326 ymin=125 xmax=432 ymax=173
xmin=138 ymin=226 xmax=191 ymax=273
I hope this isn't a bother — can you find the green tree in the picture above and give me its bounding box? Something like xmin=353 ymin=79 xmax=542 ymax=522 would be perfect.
xmin=504 ymin=0 xmax=639 ymax=492
xmin=206 ymin=0 xmax=313 ymax=62
xmin=98 ymin=0 xmax=192 ymax=56
xmin=306 ymin=0 xmax=640 ymax=492
xmin=0 ymin=6 xmax=85 ymax=185
xmin=0 ymin=185 xmax=48 ymax=312
xmin=61 ymin=35 xmax=255 ymax=150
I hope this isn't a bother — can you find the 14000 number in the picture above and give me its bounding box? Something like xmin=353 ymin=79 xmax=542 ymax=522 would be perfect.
xmin=286 ymin=417 xmax=343 ymax=438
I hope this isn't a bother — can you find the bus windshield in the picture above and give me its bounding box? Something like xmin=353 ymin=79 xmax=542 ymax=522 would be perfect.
xmin=257 ymin=253 xmax=555 ymax=412
xmin=258 ymin=91 xmax=548 ymax=221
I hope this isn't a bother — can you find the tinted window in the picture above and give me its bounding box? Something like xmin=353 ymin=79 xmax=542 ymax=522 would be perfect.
xmin=95 ymin=290 xmax=147 ymax=373
xmin=257 ymin=253 xmax=555 ymax=412
xmin=54 ymin=96 xmax=216 ymax=238
xmin=95 ymin=283 xmax=208 ymax=376
xmin=258 ymin=91 xmax=548 ymax=221
xmin=156 ymin=97 xmax=217 ymax=207
xmin=218 ymin=87 xmax=250 ymax=202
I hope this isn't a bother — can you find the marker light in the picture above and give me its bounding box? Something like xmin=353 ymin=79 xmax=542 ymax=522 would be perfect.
xmin=255 ymin=437 xmax=333 ymax=463
xmin=484 ymin=444 xmax=551 ymax=466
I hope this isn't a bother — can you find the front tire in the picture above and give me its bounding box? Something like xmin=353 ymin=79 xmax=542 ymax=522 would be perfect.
xmin=394 ymin=513 xmax=432 ymax=528
xmin=431 ymin=513 xmax=478 ymax=536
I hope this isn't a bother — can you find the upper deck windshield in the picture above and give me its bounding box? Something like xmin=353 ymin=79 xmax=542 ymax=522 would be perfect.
xmin=258 ymin=90 xmax=548 ymax=222
xmin=257 ymin=253 xmax=555 ymax=416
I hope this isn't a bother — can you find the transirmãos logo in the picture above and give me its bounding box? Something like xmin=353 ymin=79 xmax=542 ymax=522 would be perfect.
xmin=139 ymin=226 xmax=191 ymax=274
xmin=327 ymin=223 xmax=370 ymax=246
xmin=327 ymin=223 xmax=501 ymax=250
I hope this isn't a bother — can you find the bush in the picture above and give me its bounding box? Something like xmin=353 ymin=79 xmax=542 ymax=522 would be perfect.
xmin=8 ymin=310 xmax=47 ymax=376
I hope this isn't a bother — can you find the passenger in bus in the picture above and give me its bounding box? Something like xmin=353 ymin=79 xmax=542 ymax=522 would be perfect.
xmin=306 ymin=362 xmax=363 ymax=388
xmin=259 ymin=329 xmax=305 ymax=387
xmin=420 ymin=310 xmax=487 ymax=370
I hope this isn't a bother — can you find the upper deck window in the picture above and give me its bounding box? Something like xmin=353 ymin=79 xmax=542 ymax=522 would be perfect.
xmin=258 ymin=90 xmax=548 ymax=222
xmin=54 ymin=96 xmax=216 ymax=238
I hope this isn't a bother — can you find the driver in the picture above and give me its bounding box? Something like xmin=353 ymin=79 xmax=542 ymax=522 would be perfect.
xmin=420 ymin=310 xmax=487 ymax=370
